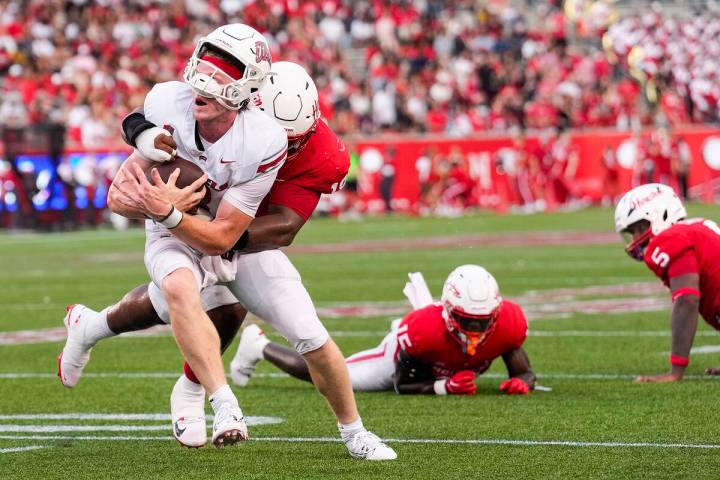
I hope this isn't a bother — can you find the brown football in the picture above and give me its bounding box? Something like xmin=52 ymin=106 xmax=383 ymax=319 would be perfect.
xmin=145 ymin=157 xmax=210 ymax=208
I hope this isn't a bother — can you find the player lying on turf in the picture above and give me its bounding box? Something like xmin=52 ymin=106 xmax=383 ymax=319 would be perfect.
xmin=59 ymin=60 xmax=396 ymax=460
xmin=615 ymin=183 xmax=720 ymax=383
xmin=232 ymin=265 xmax=536 ymax=396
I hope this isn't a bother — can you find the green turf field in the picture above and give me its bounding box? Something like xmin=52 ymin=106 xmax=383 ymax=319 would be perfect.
xmin=2 ymin=205 xmax=720 ymax=479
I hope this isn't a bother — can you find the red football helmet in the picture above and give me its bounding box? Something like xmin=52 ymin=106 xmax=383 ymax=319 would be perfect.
xmin=440 ymin=265 xmax=503 ymax=355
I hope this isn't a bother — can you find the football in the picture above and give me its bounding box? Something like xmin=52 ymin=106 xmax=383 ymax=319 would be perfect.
xmin=145 ymin=157 xmax=210 ymax=208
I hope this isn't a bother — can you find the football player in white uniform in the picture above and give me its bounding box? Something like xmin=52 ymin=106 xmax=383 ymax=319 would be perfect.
xmin=59 ymin=60 xmax=396 ymax=459
xmin=100 ymin=24 xmax=285 ymax=447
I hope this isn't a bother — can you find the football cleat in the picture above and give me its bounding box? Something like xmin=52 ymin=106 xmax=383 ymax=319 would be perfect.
xmin=211 ymin=402 xmax=248 ymax=447
xmin=58 ymin=304 xmax=97 ymax=388
xmin=344 ymin=431 xmax=397 ymax=461
xmin=171 ymin=375 xmax=207 ymax=448
xmin=229 ymin=324 xmax=269 ymax=387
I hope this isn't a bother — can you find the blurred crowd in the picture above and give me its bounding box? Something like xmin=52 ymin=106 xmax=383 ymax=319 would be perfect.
xmin=0 ymin=0 xmax=716 ymax=150
xmin=604 ymin=4 xmax=720 ymax=125
xmin=0 ymin=0 xmax=715 ymax=228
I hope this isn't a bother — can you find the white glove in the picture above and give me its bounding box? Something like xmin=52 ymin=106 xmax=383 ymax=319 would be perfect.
xmin=136 ymin=126 xmax=175 ymax=162
xmin=403 ymin=272 xmax=434 ymax=310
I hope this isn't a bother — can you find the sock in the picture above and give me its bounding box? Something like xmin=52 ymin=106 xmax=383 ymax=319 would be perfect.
xmin=178 ymin=373 xmax=204 ymax=394
xmin=209 ymin=384 xmax=238 ymax=413
xmin=84 ymin=307 xmax=115 ymax=345
xmin=183 ymin=361 xmax=201 ymax=385
xmin=338 ymin=417 xmax=365 ymax=442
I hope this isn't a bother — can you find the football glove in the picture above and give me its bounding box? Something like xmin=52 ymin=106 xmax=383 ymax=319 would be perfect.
xmin=435 ymin=370 xmax=477 ymax=395
xmin=499 ymin=377 xmax=530 ymax=395
xmin=136 ymin=127 xmax=176 ymax=162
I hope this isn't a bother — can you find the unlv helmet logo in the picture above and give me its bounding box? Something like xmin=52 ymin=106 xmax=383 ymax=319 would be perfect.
xmin=254 ymin=41 xmax=271 ymax=64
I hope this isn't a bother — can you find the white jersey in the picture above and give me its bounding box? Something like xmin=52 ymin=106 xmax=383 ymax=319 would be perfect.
xmin=142 ymin=81 xmax=288 ymax=218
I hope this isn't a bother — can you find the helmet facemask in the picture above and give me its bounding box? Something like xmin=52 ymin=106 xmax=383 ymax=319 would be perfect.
xmin=184 ymin=42 xmax=257 ymax=110
xmin=621 ymin=219 xmax=653 ymax=261
xmin=443 ymin=303 xmax=501 ymax=355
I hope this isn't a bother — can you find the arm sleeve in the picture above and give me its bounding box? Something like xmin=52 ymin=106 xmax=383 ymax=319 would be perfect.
xmin=268 ymin=181 xmax=322 ymax=220
xmin=394 ymin=349 xmax=435 ymax=385
xmin=221 ymin=168 xmax=279 ymax=218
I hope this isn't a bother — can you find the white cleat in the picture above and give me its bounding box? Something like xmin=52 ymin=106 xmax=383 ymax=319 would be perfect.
xmin=170 ymin=375 xmax=207 ymax=448
xmin=57 ymin=304 xmax=96 ymax=388
xmin=211 ymin=402 xmax=248 ymax=448
xmin=344 ymin=431 xmax=397 ymax=461
xmin=230 ymin=324 xmax=269 ymax=387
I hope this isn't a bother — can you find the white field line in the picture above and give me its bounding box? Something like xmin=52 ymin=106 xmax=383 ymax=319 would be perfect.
xmin=0 ymin=434 xmax=718 ymax=450
xmin=0 ymin=445 xmax=47 ymax=454
xmin=3 ymin=327 xmax=718 ymax=346
xmin=3 ymin=371 xmax=720 ymax=381
xmin=690 ymin=345 xmax=720 ymax=355
xmin=0 ymin=414 xmax=283 ymax=426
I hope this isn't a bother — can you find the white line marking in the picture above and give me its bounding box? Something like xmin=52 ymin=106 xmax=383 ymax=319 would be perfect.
xmin=690 ymin=345 xmax=720 ymax=355
xmin=4 ymin=326 xmax=718 ymax=346
xmin=0 ymin=414 xmax=283 ymax=426
xmin=3 ymin=371 xmax=720 ymax=381
xmin=0 ymin=434 xmax=717 ymax=450
xmin=529 ymin=331 xmax=718 ymax=338
xmin=0 ymin=445 xmax=47 ymax=454
xmin=0 ymin=425 xmax=171 ymax=433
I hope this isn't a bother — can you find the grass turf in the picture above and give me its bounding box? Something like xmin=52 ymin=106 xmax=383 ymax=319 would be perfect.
xmin=2 ymin=205 xmax=720 ymax=479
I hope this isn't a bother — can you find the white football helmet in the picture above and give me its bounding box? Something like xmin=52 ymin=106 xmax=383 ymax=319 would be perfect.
xmin=256 ymin=61 xmax=320 ymax=154
xmin=183 ymin=24 xmax=272 ymax=110
xmin=440 ymin=265 xmax=503 ymax=355
xmin=614 ymin=183 xmax=686 ymax=260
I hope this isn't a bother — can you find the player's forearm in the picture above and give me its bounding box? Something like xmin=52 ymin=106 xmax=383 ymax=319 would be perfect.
xmin=241 ymin=214 xmax=298 ymax=253
xmin=393 ymin=379 xmax=436 ymax=395
xmin=669 ymin=295 xmax=700 ymax=374
xmin=107 ymin=186 xmax=148 ymax=220
xmin=171 ymin=215 xmax=245 ymax=256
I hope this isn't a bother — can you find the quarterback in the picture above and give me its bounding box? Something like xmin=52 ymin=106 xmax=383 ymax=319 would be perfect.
xmin=59 ymin=61 xmax=396 ymax=460
xmin=615 ymin=183 xmax=720 ymax=383
xmin=91 ymin=23 xmax=286 ymax=447
xmin=233 ymin=265 xmax=536 ymax=396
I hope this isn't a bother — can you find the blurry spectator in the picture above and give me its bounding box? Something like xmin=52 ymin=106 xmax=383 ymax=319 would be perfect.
xmin=673 ymin=136 xmax=691 ymax=200
xmin=414 ymin=147 xmax=434 ymax=215
xmin=3 ymin=0 xmax=713 ymax=150
xmin=379 ymin=146 xmax=396 ymax=214
xmin=601 ymin=144 xmax=620 ymax=207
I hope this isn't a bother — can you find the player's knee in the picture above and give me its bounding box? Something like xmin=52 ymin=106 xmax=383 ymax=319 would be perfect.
xmin=295 ymin=332 xmax=330 ymax=356
xmin=162 ymin=270 xmax=200 ymax=309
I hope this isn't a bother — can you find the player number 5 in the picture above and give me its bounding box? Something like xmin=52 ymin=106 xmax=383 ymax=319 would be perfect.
xmin=651 ymin=247 xmax=670 ymax=268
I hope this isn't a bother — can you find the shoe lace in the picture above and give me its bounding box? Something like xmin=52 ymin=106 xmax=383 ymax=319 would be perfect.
xmin=347 ymin=431 xmax=383 ymax=454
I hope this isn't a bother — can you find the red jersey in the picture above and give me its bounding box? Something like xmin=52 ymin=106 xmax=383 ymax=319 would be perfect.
xmin=397 ymin=301 xmax=528 ymax=379
xmin=644 ymin=218 xmax=720 ymax=328
xmin=257 ymin=119 xmax=349 ymax=220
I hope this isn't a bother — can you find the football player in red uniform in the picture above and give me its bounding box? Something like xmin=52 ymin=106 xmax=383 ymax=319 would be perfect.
xmin=58 ymin=62 xmax=396 ymax=459
xmin=233 ymin=265 xmax=536 ymax=396
xmin=615 ymin=183 xmax=720 ymax=383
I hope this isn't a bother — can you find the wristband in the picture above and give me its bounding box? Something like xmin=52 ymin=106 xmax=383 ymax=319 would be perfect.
xmin=231 ymin=230 xmax=250 ymax=252
xmin=669 ymin=354 xmax=689 ymax=367
xmin=671 ymin=287 xmax=701 ymax=302
xmin=122 ymin=111 xmax=156 ymax=147
xmin=159 ymin=206 xmax=183 ymax=229
xmin=433 ymin=379 xmax=448 ymax=395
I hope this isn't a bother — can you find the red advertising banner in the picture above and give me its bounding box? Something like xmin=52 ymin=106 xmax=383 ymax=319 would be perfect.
xmin=350 ymin=126 xmax=720 ymax=213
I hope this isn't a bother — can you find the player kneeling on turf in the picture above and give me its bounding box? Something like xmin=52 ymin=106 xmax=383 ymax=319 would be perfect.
xmin=615 ymin=183 xmax=720 ymax=383
xmin=232 ymin=264 xmax=536 ymax=395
